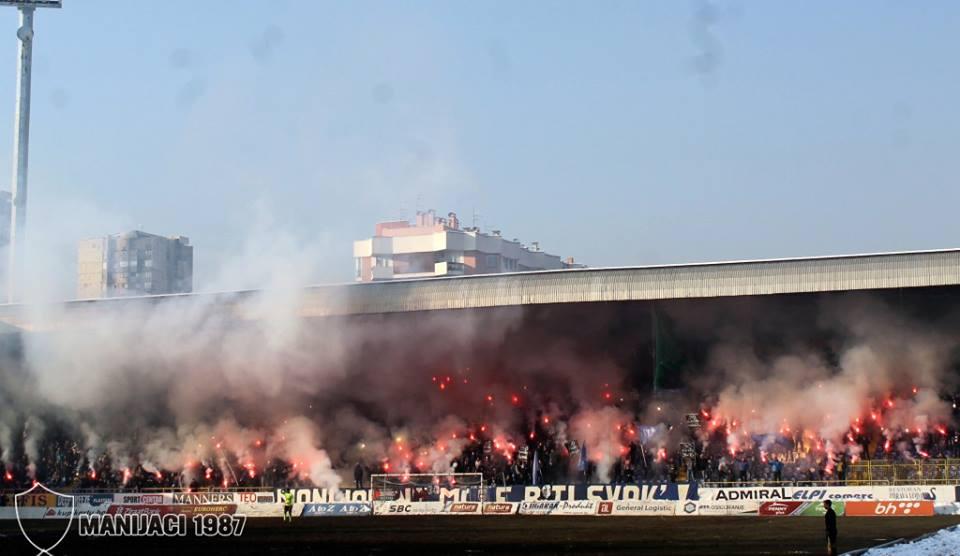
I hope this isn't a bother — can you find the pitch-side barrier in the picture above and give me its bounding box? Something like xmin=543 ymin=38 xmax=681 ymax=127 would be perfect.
xmin=2 ymin=483 xmax=959 ymax=519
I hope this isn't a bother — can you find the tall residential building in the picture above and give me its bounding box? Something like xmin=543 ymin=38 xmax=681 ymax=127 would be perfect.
xmin=77 ymin=230 xmax=193 ymax=299
xmin=353 ymin=210 xmax=581 ymax=281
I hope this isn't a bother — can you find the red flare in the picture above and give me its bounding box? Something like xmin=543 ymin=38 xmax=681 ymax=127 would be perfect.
xmin=445 ymin=376 xmax=451 ymax=383
xmin=431 ymin=376 xmax=437 ymax=382
xmin=3 ymin=472 xmax=12 ymax=481
xmin=912 ymin=387 xmax=918 ymax=395
xmin=90 ymin=470 xmax=97 ymax=480
xmin=884 ymin=439 xmax=892 ymax=452
xmin=439 ymin=383 xmax=446 ymax=390
xmin=480 ymin=425 xmax=487 ymax=432
xmin=918 ymin=449 xmax=930 ymax=458
xmin=543 ymin=416 xmax=550 ymax=425
xmin=511 ymin=394 xmax=520 ymax=405
xmin=603 ymin=392 xmax=612 ymax=400
xmin=886 ymin=399 xmax=895 ymax=408
xmin=528 ymin=431 xmax=535 ymax=440
xmin=156 ymin=471 xmax=163 ymax=480
xmin=486 ymin=394 xmax=493 ymax=402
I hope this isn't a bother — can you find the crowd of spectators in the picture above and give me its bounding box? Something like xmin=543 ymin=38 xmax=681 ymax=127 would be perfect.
xmin=4 ymin=413 xmax=960 ymax=494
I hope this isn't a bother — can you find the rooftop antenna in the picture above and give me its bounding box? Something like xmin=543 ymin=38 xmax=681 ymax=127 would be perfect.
xmin=2 ymin=0 xmax=61 ymax=302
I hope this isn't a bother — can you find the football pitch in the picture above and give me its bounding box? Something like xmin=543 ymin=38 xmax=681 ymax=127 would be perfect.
xmin=3 ymin=515 xmax=960 ymax=555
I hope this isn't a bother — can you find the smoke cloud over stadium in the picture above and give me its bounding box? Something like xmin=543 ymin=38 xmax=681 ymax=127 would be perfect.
xmin=0 ymin=272 xmax=958 ymax=490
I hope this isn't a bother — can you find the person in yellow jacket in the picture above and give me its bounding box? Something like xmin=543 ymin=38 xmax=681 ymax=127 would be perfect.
xmin=282 ymin=488 xmax=294 ymax=522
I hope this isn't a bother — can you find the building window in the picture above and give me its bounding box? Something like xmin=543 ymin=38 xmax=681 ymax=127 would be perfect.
xmin=485 ymin=254 xmax=498 ymax=269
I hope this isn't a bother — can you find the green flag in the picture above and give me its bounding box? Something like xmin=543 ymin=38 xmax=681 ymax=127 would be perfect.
xmin=652 ymin=304 xmax=685 ymax=391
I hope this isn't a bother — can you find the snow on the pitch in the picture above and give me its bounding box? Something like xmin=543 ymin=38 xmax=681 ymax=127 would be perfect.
xmin=865 ymin=526 xmax=960 ymax=555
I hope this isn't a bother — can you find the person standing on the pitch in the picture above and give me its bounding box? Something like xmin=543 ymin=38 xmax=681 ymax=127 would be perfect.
xmin=282 ymin=488 xmax=295 ymax=522
xmin=824 ymin=499 xmax=838 ymax=556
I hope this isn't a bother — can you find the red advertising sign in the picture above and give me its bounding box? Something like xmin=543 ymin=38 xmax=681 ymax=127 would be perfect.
xmin=759 ymin=501 xmax=804 ymax=516
xmin=844 ymin=501 xmax=933 ymax=517
xmin=482 ymin=503 xmax=516 ymax=515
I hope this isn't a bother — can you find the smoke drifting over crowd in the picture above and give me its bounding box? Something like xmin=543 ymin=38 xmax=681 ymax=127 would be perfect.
xmin=1 ymin=285 xmax=959 ymax=491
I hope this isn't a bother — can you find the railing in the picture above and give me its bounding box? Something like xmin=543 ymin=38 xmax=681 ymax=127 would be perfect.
xmin=0 ymin=485 xmax=274 ymax=495
xmin=700 ymin=480 xmax=891 ymax=488
xmin=701 ymin=460 xmax=960 ymax=486
xmin=846 ymin=459 xmax=960 ymax=485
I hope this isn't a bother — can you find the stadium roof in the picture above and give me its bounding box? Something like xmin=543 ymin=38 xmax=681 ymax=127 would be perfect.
xmin=1 ymin=248 xmax=959 ymax=329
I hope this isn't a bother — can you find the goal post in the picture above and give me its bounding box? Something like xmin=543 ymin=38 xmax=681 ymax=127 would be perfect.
xmin=370 ymin=473 xmax=484 ymax=515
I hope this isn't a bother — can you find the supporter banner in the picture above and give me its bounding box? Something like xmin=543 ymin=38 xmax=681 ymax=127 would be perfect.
xmin=845 ymin=501 xmax=934 ymax=517
xmin=284 ymin=487 xmax=372 ymax=503
xmin=301 ymin=502 xmax=372 ymax=517
xmin=676 ymin=500 xmax=758 ymax=516
xmin=518 ymin=500 xmax=597 ymax=516
xmin=596 ymin=500 xmax=676 ymax=516
xmin=482 ymin=502 xmax=518 ymax=515
xmin=759 ymin=501 xmax=845 ymax=516
xmin=488 ymin=483 xmax=695 ymax=503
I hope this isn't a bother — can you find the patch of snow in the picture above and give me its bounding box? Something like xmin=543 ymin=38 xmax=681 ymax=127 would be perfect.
xmin=866 ymin=526 xmax=960 ymax=555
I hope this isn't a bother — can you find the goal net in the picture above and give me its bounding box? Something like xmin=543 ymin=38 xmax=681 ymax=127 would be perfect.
xmin=370 ymin=473 xmax=484 ymax=514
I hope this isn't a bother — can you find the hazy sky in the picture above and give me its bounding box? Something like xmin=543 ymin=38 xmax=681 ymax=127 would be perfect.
xmin=0 ymin=1 xmax=958 ymax=293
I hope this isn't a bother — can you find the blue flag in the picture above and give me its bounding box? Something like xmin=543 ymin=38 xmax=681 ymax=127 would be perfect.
xmin=531 ymin=450 xmax=541 ymax=486
xmin=578 ymin=441 xmax=588 ymax=472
